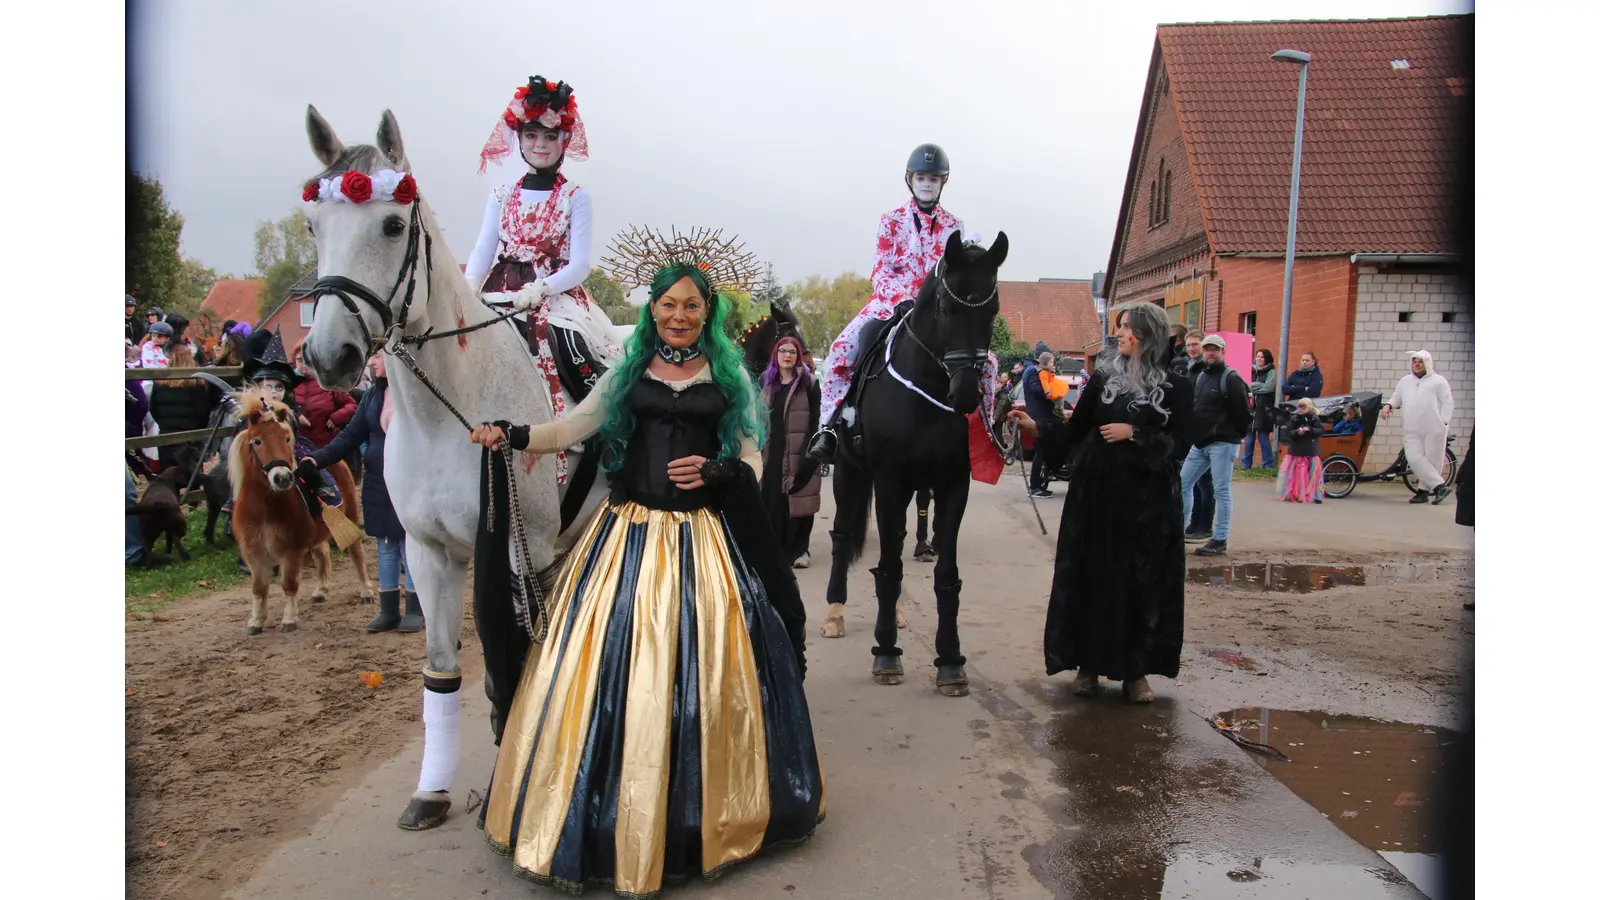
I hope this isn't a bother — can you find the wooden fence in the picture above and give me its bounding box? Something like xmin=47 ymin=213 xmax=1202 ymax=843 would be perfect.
xmin=127 ymin=366 xmax=244 ymax=504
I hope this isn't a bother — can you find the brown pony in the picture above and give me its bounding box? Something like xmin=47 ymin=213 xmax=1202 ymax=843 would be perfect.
xmin=229 ymin=390 xmax=372 ymax=634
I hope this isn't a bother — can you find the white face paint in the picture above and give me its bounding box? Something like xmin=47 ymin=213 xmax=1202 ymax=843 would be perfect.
xmin=909 ymin=173 xmax=945 ymax=205
xmin=520 ymin=126 xmax=564 ymax=170
xmin=257 ymin=379 xmax=287 ymax=404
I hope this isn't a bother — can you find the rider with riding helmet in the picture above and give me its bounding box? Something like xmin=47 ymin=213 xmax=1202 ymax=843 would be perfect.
xmin=466 ymin=75 xmax=622 ymax=485
xmin=806 ymin=143 xmax=998 ymax=463
xmin=141 ymin=320 xmax=173 ymax=369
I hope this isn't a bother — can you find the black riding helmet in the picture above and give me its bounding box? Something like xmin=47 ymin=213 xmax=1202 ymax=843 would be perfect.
xmin=146 ymin=305 xmax=164 ymax=319
xmin=905 ymin=143 xmax=950 ymax=210
xmin=147 ymin=321 xmax=174 ymax=338
xmin=906 ymin=143 xmax=950 ymax=175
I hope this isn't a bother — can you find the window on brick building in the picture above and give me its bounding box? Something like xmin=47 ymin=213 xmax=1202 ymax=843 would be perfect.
xmin=1241 ymin=311 xmax=1257 ymax=337
xmin=1149 ymin=159 xmax=1171 ymax=228
xmin=299 ymin=301 xmax=315 ymax=327
xmin=1442 ymin=311 xmax=1457 ymax=324
xmin=1397 ymin=311 xmax=1413 ymax=323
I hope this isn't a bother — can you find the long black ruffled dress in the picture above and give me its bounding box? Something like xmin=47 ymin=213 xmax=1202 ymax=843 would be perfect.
xmin=1033 ymin=368 xmax=1193 ymax=681
xmin=479 ymin=371 xmax=823 ymax=898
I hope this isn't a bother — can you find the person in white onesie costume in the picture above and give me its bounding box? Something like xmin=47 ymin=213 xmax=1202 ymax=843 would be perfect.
xmin=1382 ymin=348 xmax=1455 ymax=504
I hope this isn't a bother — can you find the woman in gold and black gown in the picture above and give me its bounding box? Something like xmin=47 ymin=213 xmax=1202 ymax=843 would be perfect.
xmin=469 ymin=255 xmax=823 ymax=897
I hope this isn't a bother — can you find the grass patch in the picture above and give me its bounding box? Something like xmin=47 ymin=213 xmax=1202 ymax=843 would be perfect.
xmin=1233 ymin=464 xmax=1280 ymax=481
xmin=125 ymin=506 xmax=244 ymax=616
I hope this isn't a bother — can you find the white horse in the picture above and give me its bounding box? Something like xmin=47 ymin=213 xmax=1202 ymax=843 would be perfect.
xmin=298 ymin=107 xmax=606 ymax=831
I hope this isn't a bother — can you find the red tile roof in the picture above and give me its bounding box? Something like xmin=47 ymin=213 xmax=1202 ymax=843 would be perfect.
xmin=200 ymin=278 xmax=267 ymax=327
xmin=997 ymin=280 xmax=1102 ymax=357
xmin=1159 ymin=15 xmax=1469 ymax=254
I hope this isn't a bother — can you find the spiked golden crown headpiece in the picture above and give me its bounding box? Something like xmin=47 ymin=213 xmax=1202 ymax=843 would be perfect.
xmin=600 ymin=225 xmax=762 ymax=297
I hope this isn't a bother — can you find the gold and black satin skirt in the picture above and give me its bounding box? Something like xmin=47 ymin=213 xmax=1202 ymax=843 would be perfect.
xmin=479 ymin=500 xmax=826 ymax=897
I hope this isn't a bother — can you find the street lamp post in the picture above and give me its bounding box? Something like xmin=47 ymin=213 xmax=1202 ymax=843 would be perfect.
xmin=1271 ymin=48 xmax=1311 ymax=409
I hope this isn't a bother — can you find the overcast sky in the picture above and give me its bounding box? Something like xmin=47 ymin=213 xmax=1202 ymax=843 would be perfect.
xmin=131 ymin=0 xmax=1468 ymax=290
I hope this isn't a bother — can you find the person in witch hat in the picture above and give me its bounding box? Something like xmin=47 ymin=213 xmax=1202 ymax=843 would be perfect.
xmin=241 ymin=329 xmax=342 ymax=507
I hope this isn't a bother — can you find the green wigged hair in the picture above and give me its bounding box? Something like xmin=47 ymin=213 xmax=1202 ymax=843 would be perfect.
xmin=595 ymin=265 xmax=767 ymax=473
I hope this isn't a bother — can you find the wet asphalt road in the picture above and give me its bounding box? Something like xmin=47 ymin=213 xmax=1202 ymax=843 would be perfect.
xmin=229 ymin=476 xmax=1464 ymax=900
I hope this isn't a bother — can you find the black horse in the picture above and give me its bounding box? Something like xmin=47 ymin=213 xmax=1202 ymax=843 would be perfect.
xmin=823 ymin=230 xmax=1007 ymax=697
xmin=737 ymin=297 xmax=805 ymax=376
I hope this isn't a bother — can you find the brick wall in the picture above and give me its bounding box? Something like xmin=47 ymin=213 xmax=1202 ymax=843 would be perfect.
xmin=261 ymin=299 xmax=314 ymax=354
xmin=1107 ymin=59 xmax=1211 ymax=312
xmin=1350 ymin=268 xmax=1474 ymax=472
xmin=1215 ymin=256 xmax=1357 ymax=395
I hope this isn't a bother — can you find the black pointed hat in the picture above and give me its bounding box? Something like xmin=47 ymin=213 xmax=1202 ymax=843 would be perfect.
xmin=241 ymin=329 xmax=302 ymax=388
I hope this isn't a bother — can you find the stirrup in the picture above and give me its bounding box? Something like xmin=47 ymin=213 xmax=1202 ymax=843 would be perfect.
xmin=806 ymin=427 xmax=838 ymax=462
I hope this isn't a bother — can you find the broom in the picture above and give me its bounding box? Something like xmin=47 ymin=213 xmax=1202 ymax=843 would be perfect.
xmin=319 ymin=503 xmax=364 ymax=550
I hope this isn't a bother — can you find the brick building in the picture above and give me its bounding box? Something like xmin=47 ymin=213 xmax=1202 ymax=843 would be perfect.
xmin=199 ymin=278 xmax=266 ymax=329
xmin=257 ymin=273 xmax=320 ymax=353
xmin=1102 ymin=15 xmax=1472 ymax=469
xmin=997 ymin=279 xmax=1103 ymax=368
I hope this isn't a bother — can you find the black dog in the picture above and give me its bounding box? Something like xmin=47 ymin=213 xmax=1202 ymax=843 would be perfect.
xmin=127 ymin=450 xmax=198 ymax=568
xmin=201 ymin=449 xmax=233 ymax=545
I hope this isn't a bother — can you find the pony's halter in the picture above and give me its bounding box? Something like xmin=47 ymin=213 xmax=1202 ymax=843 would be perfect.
xmin=248 ymin=426 xmax=295 ymax=478
xmin=305 ymin=200 xmax=434 ymax=355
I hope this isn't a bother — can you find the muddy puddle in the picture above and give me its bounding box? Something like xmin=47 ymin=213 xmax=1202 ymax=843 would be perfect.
xmin=1211 ymin=708 xmax=1463 ymax=899
xmin=1187 ymin=562 xmax=1462 ymax=593
xmin=1020 ymin=693 xmax=1441 ymax=900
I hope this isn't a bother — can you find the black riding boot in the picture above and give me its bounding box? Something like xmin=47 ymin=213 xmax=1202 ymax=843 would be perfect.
xmin=367 ymin=589 xmax=402 ymax=633
xmin=805 ymin=422 xmax=839 ymax=463
xmin=396 ymin=590 xmax=425 ymax=633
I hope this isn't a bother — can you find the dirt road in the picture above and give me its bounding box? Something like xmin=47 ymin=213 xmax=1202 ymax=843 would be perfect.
xmin=127 ymin=473 xmax=1471 ymax=900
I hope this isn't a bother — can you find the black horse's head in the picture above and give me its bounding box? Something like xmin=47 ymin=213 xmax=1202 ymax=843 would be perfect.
xmin=738 ymin=298 xmax=805 ymax=377
xmin=914 ymin=230 xmax=1009 ymax=414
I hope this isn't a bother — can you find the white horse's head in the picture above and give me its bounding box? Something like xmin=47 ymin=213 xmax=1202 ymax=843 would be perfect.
xmin=299 ymin=106 xmax=436 ymax=390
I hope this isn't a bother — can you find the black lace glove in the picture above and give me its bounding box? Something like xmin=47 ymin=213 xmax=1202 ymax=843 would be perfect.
xmin=491 ymin=420 xmax=531 ymax=452
xmin=698 ymin=457 xmax=741 ymax=487
xmin=295 ymin=458 xmax=320 ymax=484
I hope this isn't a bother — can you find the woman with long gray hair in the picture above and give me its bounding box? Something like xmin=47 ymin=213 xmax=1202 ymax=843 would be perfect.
xmin=1007 ymin=302 xmax=1192 ymax=702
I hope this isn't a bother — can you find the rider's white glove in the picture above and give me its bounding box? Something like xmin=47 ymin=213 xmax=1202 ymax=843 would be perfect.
xmin=513 ymin=280 xmax=553 ymax=313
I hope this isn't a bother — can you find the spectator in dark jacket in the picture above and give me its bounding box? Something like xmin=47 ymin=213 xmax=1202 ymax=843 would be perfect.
xmin=1171 ymin=329 xmax=1212 ymax=533
xmin=301 ymin=355 xmax=421 ymax=635
xmin=290 ymin=340 xmax=358 ymax=450
xmin=1282 ymin=352 xmax=1324 ymax=403
xmin=1179 ymin=334 xmax=1253 ymax=556
xmin=1242 ymin=349 xmax=1278 ymax=468
xmin=1021 ymin=352 xmax=1060 ymax=497
xmin=125 ymin=295 xmax=146 ymax=345
xmin=148 ymin=345 xmax=221 ymax=467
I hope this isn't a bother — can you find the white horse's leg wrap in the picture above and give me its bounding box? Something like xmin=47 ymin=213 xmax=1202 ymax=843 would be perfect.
xmin=416 ymin=679 xmax=462 ymax=794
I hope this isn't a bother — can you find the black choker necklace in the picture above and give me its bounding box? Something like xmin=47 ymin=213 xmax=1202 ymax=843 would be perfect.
xmin=521 ymin=170 xmax=558 ymax=191
xmin=657 ymin=342 xmax=703 ymax=366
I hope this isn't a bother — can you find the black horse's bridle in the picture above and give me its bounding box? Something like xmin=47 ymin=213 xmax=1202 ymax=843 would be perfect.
xmin=909 ymin=257 xmax=999 ymax=378
xmin=305 ymin=200 xmax=434 ymax=356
